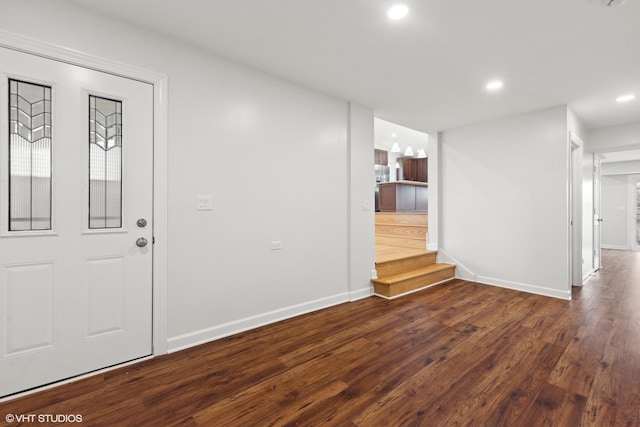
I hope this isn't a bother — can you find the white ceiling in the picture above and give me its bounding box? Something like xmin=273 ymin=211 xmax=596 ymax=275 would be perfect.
xmin=69 ymin=0 xmax=640 ymax=134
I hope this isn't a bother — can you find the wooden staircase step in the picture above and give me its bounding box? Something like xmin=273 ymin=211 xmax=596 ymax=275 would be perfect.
xmin=375 ymin=236 xmax=426 ymax=250
xmin=375 ymin=251 xmax=437 ymax=277
xmin=372 ymin=263 xmax=456 ymax=299
xmin=375 ymin=224 xmax=427 ymax=240
xmin=375 ymin=212 xmax=428 ymax=226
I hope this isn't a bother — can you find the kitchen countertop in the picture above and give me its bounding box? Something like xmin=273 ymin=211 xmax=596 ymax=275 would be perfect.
xmin=378 ymin=180 xmax=428 ymax=187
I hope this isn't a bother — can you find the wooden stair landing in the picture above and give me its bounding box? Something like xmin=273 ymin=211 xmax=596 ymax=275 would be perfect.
xmin=373 ymin=212 xmax=455 ymax=299
xmin=372 ymin=250 xmax=455 ymax=299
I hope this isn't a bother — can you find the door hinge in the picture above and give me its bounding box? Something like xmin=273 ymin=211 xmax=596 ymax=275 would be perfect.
xmin=152 ymin=236 xmax=155 ymax=244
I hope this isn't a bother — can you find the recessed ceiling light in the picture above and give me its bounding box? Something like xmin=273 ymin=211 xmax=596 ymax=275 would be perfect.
xmin=486 ymin=80 xmax=504 ymax=91
xmin=616 ymin=94 xmax=636 ymax=103
xmin=387 ymin=4 xmax=409 ymax=20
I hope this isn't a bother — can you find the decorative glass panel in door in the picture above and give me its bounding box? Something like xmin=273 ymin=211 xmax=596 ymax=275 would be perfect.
xmin=8 ymin=79 xmax=52 ymax=231
xmin=89 ymin=95 xmax=122 ymax=229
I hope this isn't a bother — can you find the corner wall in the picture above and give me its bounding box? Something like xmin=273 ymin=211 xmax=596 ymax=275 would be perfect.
xmin=568 ymin=107 xmax=594 ymax=283
xmin=440 ymin=106 xmax=570 ymax=299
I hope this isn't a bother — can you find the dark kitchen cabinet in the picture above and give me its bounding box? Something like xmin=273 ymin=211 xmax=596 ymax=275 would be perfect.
xmin=401 ymin=157 xmax=427 ymax=182
xmin=374 ymin=149 xmax=388 ymax=166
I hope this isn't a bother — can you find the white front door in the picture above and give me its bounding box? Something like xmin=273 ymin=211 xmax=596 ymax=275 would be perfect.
xmin=0 ymin=47 xmax=153 ymax=397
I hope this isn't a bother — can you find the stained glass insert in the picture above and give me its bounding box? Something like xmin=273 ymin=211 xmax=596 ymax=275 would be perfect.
xmin=89 ymin=96 xmax=122 ymax=229
xmin=8 ymin=79 xmax=52 ymax=231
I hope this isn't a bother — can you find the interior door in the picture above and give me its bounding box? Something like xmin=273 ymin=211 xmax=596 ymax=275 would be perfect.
xmin=0 ymin=47 xmax=153 ymax=397
xmin=593 ymin=155 xmax=602 ymax=270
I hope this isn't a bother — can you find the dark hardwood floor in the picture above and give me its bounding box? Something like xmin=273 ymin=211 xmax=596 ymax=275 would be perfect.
xmin=1 ymin=249 xmax=639 ymax=426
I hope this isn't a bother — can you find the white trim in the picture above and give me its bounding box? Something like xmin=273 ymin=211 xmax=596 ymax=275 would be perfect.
xmin=627 ymin=175 xmax=640 ymax=252
xmin=427 ymin=132 xmax=440 ymax=251
xmin=475 ymin=275 xmax=572 ymax=300
xmin=152 ymin=76 xmax=169 ymax=355
xmin=0 ymin=30 xmax=165 ymax=84
xmin=601 ymin=244 xmax=631 ymax=250
xmin=167 ymin=293 xmax=351 ymax=353
xmin=0 ymin=31 xmax=169 ymax=357
xmin=568 ymin=131 xmax=584 ymax=290
xmin=373 ymin=277 xmax=455 ymax=300
xmin=349 ymin=286 xmax=373 ymax=301
xmin=583 ymin=269 xmax=596 ymax=285
xmin=437 ymin=248 xmax=476 ymax=281
xmin=593 ymin=154 xmax=602 ymax=271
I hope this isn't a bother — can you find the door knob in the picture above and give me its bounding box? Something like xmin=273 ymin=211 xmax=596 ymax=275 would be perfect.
xmin=136 ymin=237 xmax=148 ymax=247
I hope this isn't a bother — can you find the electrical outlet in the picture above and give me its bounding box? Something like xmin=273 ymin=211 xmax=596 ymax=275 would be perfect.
xmin=270 ymin=240 xmax=283 ymax=250
xmin=196 ymin=195 xmax=213 ymax=211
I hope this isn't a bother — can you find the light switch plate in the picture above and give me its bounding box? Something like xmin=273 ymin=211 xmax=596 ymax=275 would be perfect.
xmin=197 ymin=195 xmax=213 ymax=211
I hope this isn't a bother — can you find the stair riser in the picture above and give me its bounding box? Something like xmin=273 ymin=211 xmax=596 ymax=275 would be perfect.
xmin=376 ymin=253 xmax=437 ymax=277
xmin=375 ymin=224 xmax=427 ymax=240
xmin=375 ymin=212 xmax=428 ymax=226
xmin=373 ymin=267 xmax=456 ymax=298
xmin=375 ymin=237 xmax=426 ymax=250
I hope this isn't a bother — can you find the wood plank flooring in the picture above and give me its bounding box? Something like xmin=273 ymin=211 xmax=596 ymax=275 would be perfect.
xmin=1 ymin=249 xmax=640 ymax=426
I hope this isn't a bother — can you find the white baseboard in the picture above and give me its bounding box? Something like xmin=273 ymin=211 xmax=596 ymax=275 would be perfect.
xmin=602 ymin=245 xmax=630 ymax=250
xmin=349 ymin=286 xmax=373 ymax=301
xmin=167 ymin=292 xmax=351 ymax=353
xmin=582 ymin=269 xmax=597 ymax=286
xmin=475 ymin=275 xmax=571 ymax=300
xmin=437 ymin=249 xmax=476 ymax=281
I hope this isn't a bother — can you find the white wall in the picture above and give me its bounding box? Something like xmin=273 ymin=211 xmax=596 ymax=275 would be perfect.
xmin=440 ymin=106 xmax=570 ymax=299
xmin=568 ymin=107 xmax=594 ymax=282
xmin=601 ymin=175 xmax=630 ymax=249
xmin=589 ymin=121 xmax=640 ymax=153
xmin=0 ymin=0 xmax=376 ymax=351
xmin=349 ymin=103 xmax=376 ymax=300
xmin=602 ymin=160 xmax=640 ymax=175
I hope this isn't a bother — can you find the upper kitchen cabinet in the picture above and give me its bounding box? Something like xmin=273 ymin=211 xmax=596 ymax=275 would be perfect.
xmin=401 ymin=157 xmax=428 ymax=182
xmin=374 ymin=149 xmax=388 ymax=166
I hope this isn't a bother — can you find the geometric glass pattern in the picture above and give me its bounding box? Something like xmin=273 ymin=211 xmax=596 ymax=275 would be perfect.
xmin=8 ymin=79 xmax=52 ymax=231
xmin=89 ymin=95 xmax=122 ymax=229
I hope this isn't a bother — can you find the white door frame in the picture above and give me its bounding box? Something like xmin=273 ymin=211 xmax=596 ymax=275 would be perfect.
xmin=593 ymin=154 xmax=603 ymax=270
xmin=628 ymin=174 xmax=640 ymax=251
xmin=568 ymin=131 xmax=583 ymax=288
xmin=0 ymin=31 xmax=169 ymax=355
